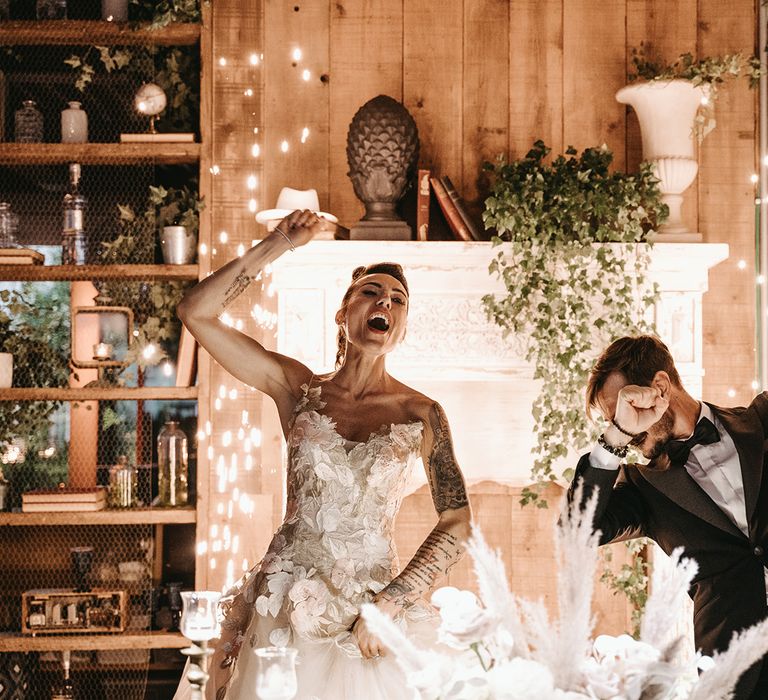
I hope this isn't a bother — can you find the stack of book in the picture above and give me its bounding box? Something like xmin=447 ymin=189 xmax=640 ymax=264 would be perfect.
xmin=416 ymin=169 xmax=484 ymax=242
xmin=22 ymin=487 xmax=107 ymax=512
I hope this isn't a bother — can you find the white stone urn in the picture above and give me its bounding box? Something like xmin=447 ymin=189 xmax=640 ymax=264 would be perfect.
xmin=616 ymin=79 xmax=707 ymax=241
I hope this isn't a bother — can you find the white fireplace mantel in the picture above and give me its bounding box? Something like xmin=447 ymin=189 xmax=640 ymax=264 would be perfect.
xmin=271 ymin=241 xmax=728 ymax=485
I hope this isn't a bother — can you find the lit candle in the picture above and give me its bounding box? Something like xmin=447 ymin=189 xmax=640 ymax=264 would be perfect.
xmin=93 ymin=342 xmax=113 ymax=360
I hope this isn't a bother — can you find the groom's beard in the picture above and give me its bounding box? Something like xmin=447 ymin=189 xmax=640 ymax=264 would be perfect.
xmin=634 ymin=410 xmax=676 ymax=470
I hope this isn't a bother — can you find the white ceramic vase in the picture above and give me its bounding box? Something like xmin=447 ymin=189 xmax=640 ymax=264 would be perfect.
xmin=0 ymin=352 xmax=12 ymax=388
xmin=61 ymin=101 xmax=88 ymax=143
xmin=616 ymin=79 xmax=707 ymax=241
xmin=161 ymin=226 xmax=197 ymax=265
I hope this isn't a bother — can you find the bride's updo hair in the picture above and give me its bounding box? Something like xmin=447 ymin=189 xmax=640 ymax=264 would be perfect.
xmin=335 ymin=262 xmax=409 ymax=368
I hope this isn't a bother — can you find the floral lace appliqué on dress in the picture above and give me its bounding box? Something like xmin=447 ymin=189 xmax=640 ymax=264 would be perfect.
xmin=205 ymin=383 xmax=431 ymax=700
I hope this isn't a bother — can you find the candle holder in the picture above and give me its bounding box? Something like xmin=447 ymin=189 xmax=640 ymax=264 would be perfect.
xmin=254 ymin=647 xmax=298 ymax=700
xmin=180 ymin=590 xmax=220 ymax=700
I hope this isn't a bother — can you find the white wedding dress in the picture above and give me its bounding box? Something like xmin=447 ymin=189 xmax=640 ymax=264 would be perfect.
xmin=175 ymin=382 xmax=440 ymax=700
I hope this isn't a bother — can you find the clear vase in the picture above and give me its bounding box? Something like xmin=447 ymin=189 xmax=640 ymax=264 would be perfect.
xmin=0 ymin=202 xmax=19 ymax=247
xmin=157 ymin=420 xmax=188 ymax=507
xmin=14 ymin=100 xmax=43 ymax=143
xmin=108 ymin=456 xmax=137 ymax=508
xmin=61 ymin=101 xmax=88 ymax=143
xmin=36 ymin=0 xmax=66 ymax=19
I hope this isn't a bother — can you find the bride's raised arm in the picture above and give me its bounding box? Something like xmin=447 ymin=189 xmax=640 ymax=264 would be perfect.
xmin=177 ymin=209 xmax=324 ymax=425
xmin=374 ymin=401 xmax=471 ymax=616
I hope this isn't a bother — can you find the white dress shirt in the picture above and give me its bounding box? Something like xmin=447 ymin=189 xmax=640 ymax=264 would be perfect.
xmin=590 ymin=403 xmax=768 ymax=597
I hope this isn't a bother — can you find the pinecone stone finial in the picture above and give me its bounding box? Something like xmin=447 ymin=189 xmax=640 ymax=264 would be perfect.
xmin=347 ymin=95 xmax=419 ymax=240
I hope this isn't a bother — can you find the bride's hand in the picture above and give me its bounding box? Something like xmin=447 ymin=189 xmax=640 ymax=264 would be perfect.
xmin=351 ymin=614 xmax=387 ymax=660
xmin=273 ymin=209 xmax=327 ymax=249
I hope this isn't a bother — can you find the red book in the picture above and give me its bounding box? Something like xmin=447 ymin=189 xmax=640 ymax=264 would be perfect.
xmin=416 ymin=169 xmax=431 ymax=241
xmin=440 ymin=176 xmax=482 ymax=241
xmin=430 ymin=176 xmax=473 ymax=241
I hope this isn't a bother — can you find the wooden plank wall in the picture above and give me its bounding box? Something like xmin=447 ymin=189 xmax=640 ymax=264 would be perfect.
xmin=250 ymin=0 xmax=757 ymax=407
xmin=205 ymin=0 xmax=759 ymax=627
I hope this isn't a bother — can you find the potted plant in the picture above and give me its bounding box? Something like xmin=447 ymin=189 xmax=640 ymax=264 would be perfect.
xmin=151 ymin=184 xmax=204 ymax=265
xmin=616 ymin=48 xmax=763 ymax=239
xmin=482 ymin=140 xmax=667 ymax=506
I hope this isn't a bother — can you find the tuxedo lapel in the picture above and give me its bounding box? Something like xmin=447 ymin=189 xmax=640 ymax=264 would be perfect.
xmin=710 ymin=403 xmax=764 ymax=528
xmin=638 ymin=462 xmax=744 ymax=539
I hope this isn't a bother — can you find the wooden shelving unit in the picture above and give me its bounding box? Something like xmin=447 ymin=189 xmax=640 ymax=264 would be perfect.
xmin=0 ymin=387 xmax=197 ymax=401
xmin=0 ymin=143 xmax=201 ymax=165
xmin=0 ymin=264 xmax=198 ymax=282
xmin=0 ymin=20 xmax=200 ymax=46
xmin=0 ymin=631 xmax=189 ymax=652
xmin=0 ymin=507 xmax=196 ymax=526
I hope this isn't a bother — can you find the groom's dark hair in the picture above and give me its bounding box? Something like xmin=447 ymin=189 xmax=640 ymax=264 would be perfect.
xmin=586 ymin=335 xmax=682 ymax=415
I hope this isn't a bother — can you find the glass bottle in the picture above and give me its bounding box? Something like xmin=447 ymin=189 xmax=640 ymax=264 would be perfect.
xmin=0 ymin=202 xmax=19 ymax=248
xmin=14 ymin=100 xmax=43 ymax=143
xmin=62 ymin=163 xmax=87 ymax=265
xmin=50 ymin=650 xmax=74 ymax=699
xmin=157 ymin=420 xmax=188 ymax=506
xmin=37 ymin=0 xmax=66 ymax=19
xmin=108 ymin=455 xmax=137 ymax=508
xmin=60 ymin=101 xmax=88 ymax=143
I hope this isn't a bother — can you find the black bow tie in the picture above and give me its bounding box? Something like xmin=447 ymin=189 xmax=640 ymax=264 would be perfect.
xmin=664 ymin=416 xmax=720 ymax=467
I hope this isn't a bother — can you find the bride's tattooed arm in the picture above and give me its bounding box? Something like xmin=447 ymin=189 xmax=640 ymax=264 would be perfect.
xmin=375 ymin=402 xmax=471 ymax=611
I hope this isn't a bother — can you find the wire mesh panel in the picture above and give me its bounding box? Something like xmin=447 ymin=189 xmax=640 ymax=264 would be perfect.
xmin=0 ymin=2 xmax=204 ymax=697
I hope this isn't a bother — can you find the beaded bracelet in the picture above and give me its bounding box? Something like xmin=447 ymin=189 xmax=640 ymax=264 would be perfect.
xmin=597 ymin=433 xmax=629 ymax=459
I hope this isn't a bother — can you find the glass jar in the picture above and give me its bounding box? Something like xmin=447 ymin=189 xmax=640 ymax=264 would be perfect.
xmin=14 ymin=100 xmax=43 ymax=143
xmin=108 ymin=456 xmax=137 ymax=508
xmin=61 ymin=101 xmax=88 ymax=143
xmin=0 ymin=202 xmax=19 ymax=248
xmin=157 ymin=420 xmax=188 ymax=507
xmin=36 ymin=0 xmax=66 ymax=19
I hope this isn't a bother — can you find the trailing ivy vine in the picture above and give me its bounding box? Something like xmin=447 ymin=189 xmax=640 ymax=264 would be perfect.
xmin=482 ymin=141 xmax=667 ymax=506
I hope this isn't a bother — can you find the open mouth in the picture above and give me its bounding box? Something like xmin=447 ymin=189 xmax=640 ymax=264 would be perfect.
xmin=367 ymin=313 xmax=390 ymax=332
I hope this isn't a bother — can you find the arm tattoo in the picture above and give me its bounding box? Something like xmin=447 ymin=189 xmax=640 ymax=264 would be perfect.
xmin=380 ymin=528 xmax=463 ymax=607
xmin=427 ymin=402 xmax=469 ymax=512
xmin=222 ymin=271 xmax=253 ymax=309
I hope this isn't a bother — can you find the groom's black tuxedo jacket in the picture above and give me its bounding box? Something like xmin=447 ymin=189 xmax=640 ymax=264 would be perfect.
xmin=568 ymin=393 xmax=768 ymax=699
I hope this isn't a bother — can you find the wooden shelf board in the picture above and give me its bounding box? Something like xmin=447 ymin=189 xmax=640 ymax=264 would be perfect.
xmin=0 ymin=387 xmax=198 ymax=401
xmin=0 ymin=507 xmax=196 ymax=526
xmin=0 ymin=263 xmax=198 ymax=281
xmin=0 ymin=631 xmax=189 ymax=652
xmin=0 ymin=20 xmax=200 ymax=46
xmin=0 ymin=143 xmax=200 ymax=165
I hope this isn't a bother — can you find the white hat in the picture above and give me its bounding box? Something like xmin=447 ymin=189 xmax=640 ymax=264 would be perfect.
xmin=255 ymin=187 xmax=338 ymax=225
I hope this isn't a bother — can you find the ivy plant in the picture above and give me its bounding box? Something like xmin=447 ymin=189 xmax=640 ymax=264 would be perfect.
xmin=600 ymin=539 xmax=651 ymax=638
xmin=482 ymin=141 xmax=667 ymax=506
xmin=0 ymin=285 xmax=71 ymax=448
xmin=97 ymin=185 xmax=200 ymax=372
xmin=629 ymin=44 xmax=763 ymax=140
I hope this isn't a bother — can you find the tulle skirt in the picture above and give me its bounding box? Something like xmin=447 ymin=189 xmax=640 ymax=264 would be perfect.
xmin=173 ymin=602 xmax=440 ymax=700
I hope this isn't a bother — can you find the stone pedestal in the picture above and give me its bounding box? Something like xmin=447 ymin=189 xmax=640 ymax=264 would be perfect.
xmin=349 ymin=220 xmax=412 ymax=240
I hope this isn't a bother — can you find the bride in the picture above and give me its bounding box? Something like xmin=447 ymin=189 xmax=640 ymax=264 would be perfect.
xmin=173 ymin=208 xmax=472 ymax=699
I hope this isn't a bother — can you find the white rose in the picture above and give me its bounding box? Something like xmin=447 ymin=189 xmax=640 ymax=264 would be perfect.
xmin=431 ymin=587 xmax=497 ymax=650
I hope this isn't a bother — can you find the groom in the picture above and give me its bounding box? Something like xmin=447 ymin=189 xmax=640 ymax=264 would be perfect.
xmin=567 ymin=335 xmax=768 ymax=699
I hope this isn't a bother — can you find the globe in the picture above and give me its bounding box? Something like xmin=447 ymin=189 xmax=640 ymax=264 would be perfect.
xmin=134 ymin=82 xmax=167 ymax=116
